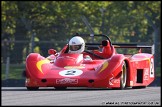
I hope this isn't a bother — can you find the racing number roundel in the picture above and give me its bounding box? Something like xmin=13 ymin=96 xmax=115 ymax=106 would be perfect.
xmin=59 ymin=69 xmax=83 ymax=77
xmin=150 ymin=58 xmax=154 ymax=78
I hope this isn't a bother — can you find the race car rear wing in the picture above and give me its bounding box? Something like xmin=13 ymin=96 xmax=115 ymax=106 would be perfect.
xmin=73 ymin=33 xmax=154 ymax=54
xmin=113 ymin=43 xmax=154 ymax=54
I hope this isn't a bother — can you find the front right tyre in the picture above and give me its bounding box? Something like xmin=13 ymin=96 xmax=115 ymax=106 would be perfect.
xmin=120 ymin=61 xmax=127 ymax=89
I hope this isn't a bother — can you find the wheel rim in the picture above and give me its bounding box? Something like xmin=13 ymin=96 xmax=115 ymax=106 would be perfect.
xmin=121 ymin=62 xmax=127 ymax=89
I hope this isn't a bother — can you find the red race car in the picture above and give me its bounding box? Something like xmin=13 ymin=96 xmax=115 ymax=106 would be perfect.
xmin=25 ymin=34 xmax=155 ymax=90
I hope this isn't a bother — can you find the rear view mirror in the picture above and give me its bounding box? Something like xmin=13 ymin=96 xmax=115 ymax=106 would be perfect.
xmin=102 ymin=40 xmax=108 ymax=46
xmin=48 ymin=49 xmax=57 ymax=55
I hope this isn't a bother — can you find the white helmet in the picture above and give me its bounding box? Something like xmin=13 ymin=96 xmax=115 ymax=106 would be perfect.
xmin=68 ymin=36 xmax=85 ymax=54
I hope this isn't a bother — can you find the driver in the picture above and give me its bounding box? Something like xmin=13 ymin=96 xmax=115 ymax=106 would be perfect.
xmin=68 ymin=36 xmax=92 ymax=61
xmin=68 ymin=36 xmax=85 ymax=54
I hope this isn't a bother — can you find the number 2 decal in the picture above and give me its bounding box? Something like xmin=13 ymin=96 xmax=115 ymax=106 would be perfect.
xmin=65 ymin=70 xmax=76 ymax=75
xmin=150 ymin=58 xmax=154 ymax=78
xmin=59 ymin=69 xmax=83 ymax=77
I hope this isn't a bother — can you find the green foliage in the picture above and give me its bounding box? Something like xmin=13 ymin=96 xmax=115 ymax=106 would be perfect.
xmin=156 ymin=67 xmax=161 ymax=77
xmin=1 ymin=1 xmax=161 ymax=66
xmin=1 ymin=64 xmax=25 ymax=80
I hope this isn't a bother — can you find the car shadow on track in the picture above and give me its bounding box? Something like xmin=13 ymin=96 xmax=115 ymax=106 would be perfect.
xmin=1 ymin=87 xmax=137 ymax=91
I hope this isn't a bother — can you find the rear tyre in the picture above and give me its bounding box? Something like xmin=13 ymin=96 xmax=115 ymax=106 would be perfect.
xmin=132 ymin=86 xmax=146 ymax=89
xmin=120 ymin=62 xmax=127 ymax=90
xmin=26 ymin=87 xmax=39 ymax=90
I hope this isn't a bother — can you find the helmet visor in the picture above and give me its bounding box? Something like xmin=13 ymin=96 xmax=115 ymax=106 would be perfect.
xmin=69 ymin=45 xmax=82 ymax=51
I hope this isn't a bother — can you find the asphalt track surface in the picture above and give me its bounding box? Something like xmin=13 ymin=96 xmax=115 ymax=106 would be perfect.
xmin=1 ymin=87 xmax=161 ymax=106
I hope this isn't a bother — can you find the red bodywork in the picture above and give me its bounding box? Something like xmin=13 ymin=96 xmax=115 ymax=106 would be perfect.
xmin=25 ymin=34 xmax=154 ymax=90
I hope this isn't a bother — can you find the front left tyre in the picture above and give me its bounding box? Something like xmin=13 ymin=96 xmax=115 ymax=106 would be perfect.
xmin=26 ymin=87 xmax=39 ymax=90
xmin=54 ymin=87 xmax=67 ymax=90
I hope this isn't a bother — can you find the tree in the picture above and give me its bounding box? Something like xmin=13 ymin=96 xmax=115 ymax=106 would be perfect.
xmin=1 ymin=1 xmax=160 ymax=66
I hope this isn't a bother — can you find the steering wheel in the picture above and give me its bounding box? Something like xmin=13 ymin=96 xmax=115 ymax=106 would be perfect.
xmin=84 ymin=50 xmax=105 ymax=59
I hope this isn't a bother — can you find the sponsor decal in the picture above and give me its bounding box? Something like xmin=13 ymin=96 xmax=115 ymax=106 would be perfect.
xmin=59 ymin=69 xmax=83 ymax=77
xmin=109 ymin=77 xmax=114 ymax=85
xmin=109 ymin=76 xmax=120 ymax=86
xmin=56 ymin=78 xmax=78 ymax=84
xmin=112 ymin=79 xmax=120 ymax=84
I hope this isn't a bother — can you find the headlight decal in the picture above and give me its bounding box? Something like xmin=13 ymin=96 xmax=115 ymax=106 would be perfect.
xmin=98 ymin=61 xmax=108 ymax=74
xmin=36 ymin=59 xmax=50 ymax=74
